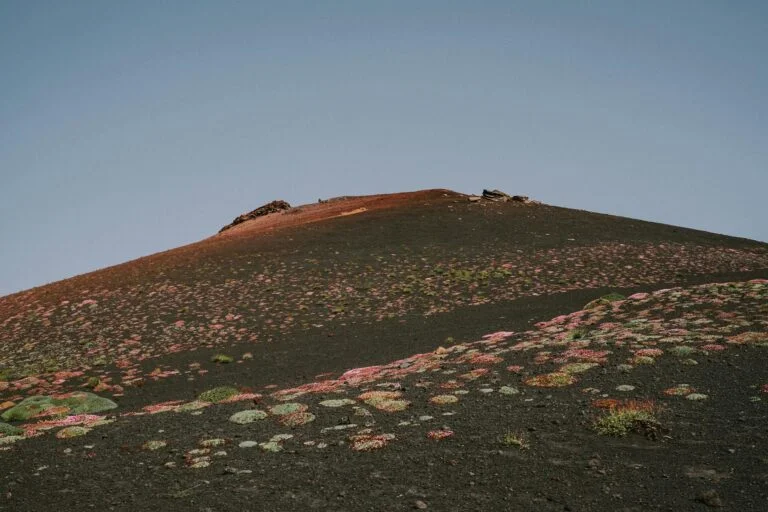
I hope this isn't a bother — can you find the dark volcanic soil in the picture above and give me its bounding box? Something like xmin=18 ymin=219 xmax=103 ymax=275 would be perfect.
xmin=1 ymin=191 xmax=767 ymax=511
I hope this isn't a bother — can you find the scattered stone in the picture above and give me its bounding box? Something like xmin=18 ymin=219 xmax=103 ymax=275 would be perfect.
xmin=499 ymin=386 xmax=520 ymax=396
xmin=238 ymin=441 xmax=258 ymax=448
xmin=695 ymin=489 xmax=723 ymax=508
xmin=414 ymin=500 xmax=428 ymax=509
xmin=686 ymin=393 xmax=709 ymax=401
xmin=616 ymin=385 xmax=636 ymax=392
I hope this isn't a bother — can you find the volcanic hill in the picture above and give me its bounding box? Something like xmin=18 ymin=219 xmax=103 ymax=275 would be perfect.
xmin=1 ymin=189 xmax=767 ymax=511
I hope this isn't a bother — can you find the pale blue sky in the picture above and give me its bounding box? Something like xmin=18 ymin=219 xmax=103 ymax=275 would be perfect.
xmin=1 ymin=1 xmax=766 ymax=296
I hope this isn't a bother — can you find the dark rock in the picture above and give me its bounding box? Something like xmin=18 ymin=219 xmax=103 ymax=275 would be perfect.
xmin=482 ymin=189 xmax=511 ymax=202
xmin=481 ymin=189 xmax=534 ymax=203
xmin=696 ymin=490 xmax=723 ymax=508
xmin=219 ymin=200 xmax=291 ymax=233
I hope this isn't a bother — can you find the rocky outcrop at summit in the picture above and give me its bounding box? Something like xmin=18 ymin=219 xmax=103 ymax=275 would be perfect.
xmin=219 ymin=200 xmax=291 ymax=233
xmin=468 ymin=189 xmax=537 ymax=203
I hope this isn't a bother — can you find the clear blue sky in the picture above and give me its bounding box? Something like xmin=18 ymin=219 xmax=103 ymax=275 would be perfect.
xmin=1 ymin=1 xmax=766 ymax=296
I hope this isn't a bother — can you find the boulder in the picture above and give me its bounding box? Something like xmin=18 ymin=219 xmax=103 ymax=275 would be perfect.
xmin=481 ymin=189 xmax=534 ymax=203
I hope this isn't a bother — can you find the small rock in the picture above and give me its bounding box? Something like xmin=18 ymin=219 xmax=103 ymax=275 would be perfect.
xmin=696 ymin=489 xmax=723 ymax=508
xmin=414 ymin=500 xmax=428 ymax=509
xmin=616 ymin=385 xmax=635 ymax=392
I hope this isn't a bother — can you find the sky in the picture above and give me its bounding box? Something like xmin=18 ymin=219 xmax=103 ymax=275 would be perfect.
xmin=1 ymin=1 xmax=766 ymax=296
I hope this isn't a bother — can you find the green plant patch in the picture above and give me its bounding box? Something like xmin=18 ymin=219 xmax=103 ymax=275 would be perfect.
xmin=1 ymin=392 xmax=117 ymax=422
xmin=500 ymin=431 xmax=530 ymax=450
xmin=594 ymin=402 xmax=661 ymax=438
xmin=198 ymin=386 xmax=239 ymax=403
xmin=0 ymin=422 xmax=24 ymax=436
xmin=210 ymin=354 xmax=234 ymax=363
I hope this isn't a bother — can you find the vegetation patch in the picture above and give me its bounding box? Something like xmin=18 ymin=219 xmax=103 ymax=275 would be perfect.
xmin=524 ymin=372 xmax=576 ymax=388
xmin=426 ymin=429 xmax=454 ymax=440
xmin=210 ymin=354 xmax=234 ymax=364
xmin=142 ymin=440 xmax=167 ymax=451
xmin=198 ymin=386 xmax=239 ymax=403
xmin=278 ymin=411 xmax=316 ymax=427
xmin=319 ymin=398 xmax=357 ymax=408
xmin=359 ymin=391 xmax=409 ymax=411
xmin=429 ymin=394 xmax=459 ymax=405
xmin=500 ymin=431 xmax=530 ymax=450
xmin=560 ymin=362 xmax=599 ymax=374
xmin=669 ymin=345 xmax=697 ymax=357
xmin=664 ymin=384 xmax=695 ymax=396
xmin=0 ymin=422 xmax=23 ymax=437
xmin=229 ymin=410 xmax=268 ymax=424
xmin=584 ymin=293 xmax=626 ymax=310
xmin=1 ymin=392 xmax=117 ymax=422
xmin=349 ymin=433 xmax=395 ymax=451
xmin=269 ymin=403 xmax=308 ymax=416
xmin=56 ymin=426 xmax=91 ymax=439
xmin=593 ymin=400 xmax=661 ymax=439
xmin=0 ymin=435 xmax=24 ymax=446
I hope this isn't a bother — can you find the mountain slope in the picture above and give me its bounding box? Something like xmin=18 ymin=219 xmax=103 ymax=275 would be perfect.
xmin=1 ymin=190 xmax=767 ymax=511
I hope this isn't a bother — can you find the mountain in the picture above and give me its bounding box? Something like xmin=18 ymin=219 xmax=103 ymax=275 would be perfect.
xmin=1 ymin=189 xmax=767 ymax=511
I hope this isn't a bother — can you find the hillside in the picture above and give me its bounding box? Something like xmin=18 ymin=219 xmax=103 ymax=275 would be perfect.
xmin=1 ymin=189 xmax=767 ymax=511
